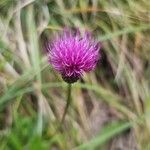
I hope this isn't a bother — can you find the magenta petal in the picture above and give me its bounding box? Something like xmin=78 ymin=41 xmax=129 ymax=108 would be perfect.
xmin=47 ymin=28 xmax=101 ymax=83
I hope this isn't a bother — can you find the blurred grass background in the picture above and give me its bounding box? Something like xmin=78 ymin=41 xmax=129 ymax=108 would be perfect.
xmin=0 ymin=0 xmax=150 ymax=149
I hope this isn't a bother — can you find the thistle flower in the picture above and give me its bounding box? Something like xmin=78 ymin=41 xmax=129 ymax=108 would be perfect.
xmin=47 ymin=28 xmax=101 ymax=83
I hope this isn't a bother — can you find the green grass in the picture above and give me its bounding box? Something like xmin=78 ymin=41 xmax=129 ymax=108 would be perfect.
xmin=0 ymin=0 xmax=150 ymax=149
xmin=76 ymin=121 xmax=131 ymax=150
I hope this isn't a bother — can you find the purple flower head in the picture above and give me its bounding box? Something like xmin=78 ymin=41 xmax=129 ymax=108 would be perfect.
xmin=47 ymin=28 xmax=101 ymax=83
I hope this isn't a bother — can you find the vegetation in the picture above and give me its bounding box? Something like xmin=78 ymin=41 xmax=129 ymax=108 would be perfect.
xmin=0 ymin=0 xmax=150 ymax=149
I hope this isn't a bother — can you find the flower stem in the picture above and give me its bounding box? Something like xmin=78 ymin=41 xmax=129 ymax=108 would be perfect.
xmin=61 ymin=83 xmax=72 ymax=124
xmin=52 ymin=83 xmax=72 ymax=136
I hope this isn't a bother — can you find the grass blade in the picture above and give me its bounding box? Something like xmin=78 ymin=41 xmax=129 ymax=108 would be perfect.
xmin=76 ymin=121 xmax=131 ymax=150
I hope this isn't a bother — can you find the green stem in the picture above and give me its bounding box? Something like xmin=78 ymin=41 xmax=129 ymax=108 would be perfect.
xmin=52 ymin=83 xmax=72 ymax=136
xmin=61 ymin=83 xmax=72 ymax=123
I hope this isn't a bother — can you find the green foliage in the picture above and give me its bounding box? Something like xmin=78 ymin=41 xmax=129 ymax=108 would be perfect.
xmin=0 ymin=0 xmax=150 ymax=149
xmin=76 ymin=121 xmax=131 ymax=150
